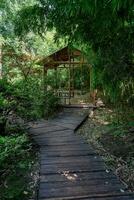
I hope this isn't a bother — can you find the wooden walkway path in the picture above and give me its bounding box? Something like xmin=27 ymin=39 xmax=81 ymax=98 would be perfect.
xmin=28 ymin=108 xmax=134 ymax=200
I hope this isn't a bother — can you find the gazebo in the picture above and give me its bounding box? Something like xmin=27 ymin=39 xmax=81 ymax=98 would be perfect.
xmin=37 ymin=46 xmax=92 ymax=105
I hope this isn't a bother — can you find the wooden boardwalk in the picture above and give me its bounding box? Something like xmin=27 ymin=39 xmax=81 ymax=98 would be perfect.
xmin=28 ymin=108 xmax=134 ymax=200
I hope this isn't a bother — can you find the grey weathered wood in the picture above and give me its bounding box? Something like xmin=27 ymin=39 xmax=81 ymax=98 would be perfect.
xmin=40 ymin=155 xmax=102 ymax=164
xmin=40 ymin=150 xmax=96 ymax=157
xmin=38 ymin=184 xmax=128 ymax=198
xmin=29 ymin=126 xmax=69 ymax=135
xmin=40 ymin=143 xmax=93 ymax=151
xmin=40 ymin=180 xmax=124 ymax=191
xmin=40 ymin=162 xmax=106 ymax=174
xmin=40 ymin=171 xmax=117 ymax=183
xmin=33 ymin=130 xmax=74 ymax=138
xmin=28 ymin=108 xmax=133 ymax=200
xmin=38 ymin=195 xmax=134 ymax=200
xmin=35 ymin=136 xmax=86 ymax=145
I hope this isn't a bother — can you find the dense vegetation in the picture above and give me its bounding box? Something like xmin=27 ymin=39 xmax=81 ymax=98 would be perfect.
xmin=15 ymin=0 xmax=134 ymax=105
xmin=0 ymin=0 xmax=134 ymax=199
xmin=0 ymin=1 xmax=60 ymax=199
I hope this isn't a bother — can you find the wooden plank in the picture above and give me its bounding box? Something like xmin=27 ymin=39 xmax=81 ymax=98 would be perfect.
xmin=27 ymin=120 xmax=65 ymax=129
xmin=48 ymin=112 xmax=89 ymax=131
xmin=40 ymin=155 xmax=102 ymax=164
xmin=46 ymin=122 xmax=77 ymax=130
xmin=29 ymin=123 xmax=64 ymax=130
xmin=40 ymin=150 xmax=96 ymax=157
xmin=34 ymin=132 xmax=81 ymax=140
xmin=50 ymin=119 xmax=81 ymax=124
xmin=29 ymin=126 xmax=69 ymax=135
xmin=40 ymin=159 xmax=102 ymax=165
xmin=28 ymin=124 xmax=46 ymax=130
xmin=40 ymin=163 xmax=106 ymax=174
xmin=40 ymin=147 xmax=94 ymax=152
xmin=40 ymin=144 xmax=94 ymax=151
xmin=55 ymin=116 xmax=84 ymax=120
xmin=28 ymin=108 xmax=133 ymax=200
xmin=40 ymin=179 xmax=124 ymax=190
xmin=50 ymin=115 xmax=87 ymax=124
xmin=35 ymin=136 xmax=85 ymax=144
xmin=80 ymin=196 xmax=134 ymax=200
xmin=32 ymin=130 xmax=74 ymax=139
xmin=37 ymin=141 xmax=86 ymax=146
xmin=39 ymin=194 xmax=134 ymax=200
xmin=36 ymin=139 xmax=87 ymax=146
xmin=40 ymin=171 xmax=116 ymax=183
xmin=39 ymin=184 xmax=127 ymax=198
xmin=74 ymin=114 xmax=88 ymax=131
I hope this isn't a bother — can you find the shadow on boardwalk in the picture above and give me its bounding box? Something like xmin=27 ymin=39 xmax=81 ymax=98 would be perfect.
xmin=28 ymin=108 xmax=134 ymax=200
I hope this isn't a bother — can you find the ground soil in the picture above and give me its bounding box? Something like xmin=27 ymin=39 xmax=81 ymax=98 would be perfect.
xmin=77 ymin=107 xmax=134 ymax=191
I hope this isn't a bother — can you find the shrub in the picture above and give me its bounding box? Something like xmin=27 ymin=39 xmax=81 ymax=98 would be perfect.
xmin=43 ymin=91 xmax=59 ymax=118
xmin=0 ymin=79 xmax=16 ymax=135
xmin=0 ymin=134 xmax=34 ymax=200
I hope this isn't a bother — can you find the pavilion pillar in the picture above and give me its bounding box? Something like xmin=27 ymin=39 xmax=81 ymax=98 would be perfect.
xmin=54 ymin=68 xmax=58 ymax=95
xmin=43 ymin=65 xmax=48 ymax=118
xmin=90 ymin=65 xmax=92 ymax=93
xmin=68 ymin=49 xmax=71 ymax=105
xmin=43 ymin=65 xmax=47 ymax=92
xmin=69 ymin=65 xmax=71 ymax=105
xmin=72 ymin=56 xmax=75 ymax=97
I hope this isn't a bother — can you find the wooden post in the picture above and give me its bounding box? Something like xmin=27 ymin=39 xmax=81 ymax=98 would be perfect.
xmin=68 ymin=48 xmax=71 ymax=105
xmin=43 ymin=65 xmax=47 ymax=92
xmin=80 ymin=53 xmax=84 ymax=95
xmin=72 ymin=55 xmax=75 ymax=97
xmin=43 ymin=65 xmax=47 ymax=118
xmin=90 ymin=65 xmax=92 ymax=93
xmin=89 ymin=65 xmax=97 ymax=105
xmin=54 ymin=68 xmax=57 ymax=95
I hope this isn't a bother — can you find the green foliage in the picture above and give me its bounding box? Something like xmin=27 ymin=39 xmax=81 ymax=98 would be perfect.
xmin=0 ymin=134 xmax=31 ymax=170
xmin=13 ymin=78 xmax=43 ymax=119
xmin=0 ymin=79 xmax=37 ymax=199
xmin=73 ymin=65 xmax=90 ymax=90
xmin=0 ymin=79 xmax=16 ymax=135
xmin=0 ymin=134 xmax=34 ymax=200
xmin=14 ymin=0 xmax=134 ymax=106
xmin=0 ymin=70 xmax=59 ymax=122
xmin=43 ymin=91 xmax=59 ymax=118
xmin=12 ymin=77 xmax=59 ymax=119
xmin=46 ymin=65 xmax=90 ymax=91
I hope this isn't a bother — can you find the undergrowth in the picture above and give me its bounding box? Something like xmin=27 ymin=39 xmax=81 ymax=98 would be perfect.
xmin=0 ymin=132 xmax=37 ymax=200
xmin=78 ymin=106 xmax=134 ymax=191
